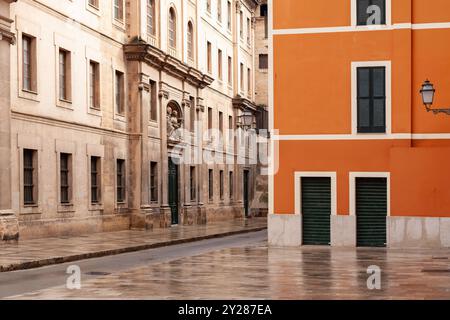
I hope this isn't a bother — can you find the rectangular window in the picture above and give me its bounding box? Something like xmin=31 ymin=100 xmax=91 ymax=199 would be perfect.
xmin=208 ymin=169 xmax=214 ymax=201
xmin=228 ymin=56 xmax=232 ymax=85
xmin=228 ymin=115 xmax=233 ymax=142
xmin=240 ymin=11 xmax=243 ymax=39
xmin=207 ymin=41 xmax=212 ymax=74
xmin=190 ymin=96 xmax=196 ymax=133
xmin=259 ymin=54 xmax=268 ymax=70
xmin=357 ymin=66 xmax=386 ymax=133
xmin=23 ymin=149 xmax=36 ymax=205
xmin=150 ymin=80 xmax=157 ymax=121
xmin=206 ymin=0 xmax=211 ymax=13
xmin=357 ymin=0 xmax=386 ymax=26
xmin=247 ymin=68 xmax=251 ymax=95
xmin=218 ymin=49 xmax=223 ymax=80
xmin=114 ymin=0 xmax=124 ymax=21
xmin=229 ymin=171 xmax=233 ymax=199
xmin=60 ymin=153 xmax=71 ymax=204
xmin=115 ymin=70 xmax=124 ymax=115
xmin=116 ymin=159 xmax=126 ymax=203
xmin=220 ymin=170 xmax=224 ymax=200
xmin=147 ymin=0 xmax=155 ymax=35
xmin=219 ymin=111 xmax=223 ymax=133
xmin=240 ymin=63 xmax=244 ymax=92
xmin=190 ymin=166 xmax=196 ymax=201
xmin=227 ymin=1 xmax=232 ymax=30
xmin=22 ymin=35 xmax=36 ymax=92
xmin=150 ymin=162 xmax=158 ymax=202
xmin=91 ymin=156 xmax=101 ymax=204
xmin=89 ymin=61 xmax=100 ymax=109
xmin=208 ymin=107 xmax=213 ymax=131
xmin=217 ymin=0 xmax=222 ymax=22
xmin=59 ymin=49 xmax=71 ymax=101
xmin=247 ymin=17 xmax=251 ymax=44
xmin=88 ymin=0 xmax=99 ymax=8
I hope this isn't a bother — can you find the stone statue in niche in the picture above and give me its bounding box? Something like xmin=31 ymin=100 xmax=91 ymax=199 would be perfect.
xmin=167 ymin=105 xmax=182 ymax=141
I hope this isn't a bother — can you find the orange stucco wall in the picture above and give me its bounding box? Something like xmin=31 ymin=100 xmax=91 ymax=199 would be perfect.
xmin=272 ymin=0 xmax=450 ymax=218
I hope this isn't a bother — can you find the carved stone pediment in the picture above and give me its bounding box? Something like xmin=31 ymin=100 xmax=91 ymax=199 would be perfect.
xmin=124 ymin=43 xmax=214 ymax=89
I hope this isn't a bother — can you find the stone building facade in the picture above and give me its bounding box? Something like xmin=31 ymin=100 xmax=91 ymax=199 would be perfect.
xmin=1 ymin=0 xmax=265 ymax=240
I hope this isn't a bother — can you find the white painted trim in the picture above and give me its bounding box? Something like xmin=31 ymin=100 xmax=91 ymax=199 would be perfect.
xmin=272 ymin=23 xmax=450 ymax=36
xmin=294 ymin=172 xmax=337 ymax=217
xmin=351 ymin=61 xmax=392 ymax=135
xmin=349 ymin=172 xmax=390 ymax=217
xmin=268 ymin=0 xmax=275 ymax=216
xmin=272 ymin=133 xmax=450 ymax=141
xmin=351 ymin=0 xmax=392 ymax=28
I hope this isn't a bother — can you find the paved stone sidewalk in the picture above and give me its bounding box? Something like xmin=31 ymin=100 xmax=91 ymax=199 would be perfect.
xmin=0 ymin=218 xmax=267 ymax=272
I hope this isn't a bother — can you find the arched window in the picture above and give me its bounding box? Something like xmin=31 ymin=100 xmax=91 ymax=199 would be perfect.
xmin=187 ymin=21 xmax=194 ymax=60
xmin=147 ymin=0 xmax=155 ymax=36
xmin=169 ymin=8 xmax=176 ymax=48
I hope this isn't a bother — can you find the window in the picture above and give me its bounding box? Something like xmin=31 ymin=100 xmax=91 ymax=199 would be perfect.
xmin=190 ymin=166 xmax=196 ymax=201
xmin=247 ymin=68 xmax=251 ymax=95
xmin=217 ymin=0 xmax=222 ymax=22
xmin=60 ymin=153 xmax=71 ymax=204
xmin=247 ymin=17 xmax=251 ymax=44
xmin=113 ymin=0 xmax=124 ymax=21
xmin=150 ymin=162 xmax=158 ymax=202
xmin=357 ymin=67 xmax=386 ymax=133
xmin=189 ymin=96 xmax=196 ymax=132
xmin=89 ymin=61 xmax=100 ymax=109
xmin=116 ymin=159 xmax=126 ymax=203
xmin=207 ymin=41 xmax=212 ymax=74
xmin=147 ymin=0 xmax=155 ymax=36
xmin=149 ymin=80 xmax=157 ymax=121
xmin=59 ymin=49 xmax=71 ymax=101
xmin=228 ymin=115 xmax=233 ymax=142
xmin=22 ymin=35 xmax=36 ymax=92
xmin=240 ymin=63 xmax=244 ymax=92
xmin=187 ymin=22 xmax=194 ymax=60
xmin=357 ymin=0 xmax=386 ymax=26
xmin=206 ymin=0 xmax=211 ymax=13
xmin=23 ymin=149 xmax=36 ymax=205
xmin=227 ymin=56 xmax=232 ymax=86
xmin=229 ymin=171 xmax=233 ymax=199
xmin=218 ymin=49 xmax=223 ymax=80
xmin=208 ymin=169 xmax=214 ymax=201
xmin=219 ymin=111 xmax=223 ymax=133
xmin=88 ymin=0 xmax=99 ymax=8
xmin=227 ymin=1 xmax=231 ymax=30
xmin=208 ymin=107 xmax=213 ymax=131
xmin=169 ymin=8 xmax=176 ymax=48
xmin=91 ymin=156 xmax=101 ymax=204
xmin=220 ymin=170 xmax=224 ymax=200
xmin=260 ymin=4 xmax=268 ymax=38
xmin=240 ymin=11 xmax=243 ymax=39
xmin=259 ymin=54 xmax=268 ymax=69
xmin=115 ymin=70 xmax=124 ymax=114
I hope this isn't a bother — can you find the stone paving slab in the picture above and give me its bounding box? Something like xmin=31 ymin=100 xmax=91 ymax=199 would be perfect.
xmin=0 ymin=218 xmax=267 ymax=272
xmin=7 ymin=244 xmax=450 ymax=300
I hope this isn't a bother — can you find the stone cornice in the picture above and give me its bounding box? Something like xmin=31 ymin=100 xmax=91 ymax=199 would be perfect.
xmin=241 ymin=0 xmax=261 ymax=11
xmin=232 ymin=95 xmax=259 ymax=113
xmin=0 ymin=13 xmax=15 ymax=44
xmin=124 ymin=43 xmax=214 ymax=89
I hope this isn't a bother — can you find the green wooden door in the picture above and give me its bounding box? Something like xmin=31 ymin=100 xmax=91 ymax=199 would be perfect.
xmin=356 ymin=177 xmax=387 ymax=247
xmin=302 ymin=177 xmax=331 ymax=245
xmin=168 ymin=158 xmax=179 ymax=225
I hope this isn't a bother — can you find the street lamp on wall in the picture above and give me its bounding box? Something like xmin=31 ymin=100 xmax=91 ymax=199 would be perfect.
xmin=237 ymin=110 xmax=254 ymax=130
xmin=420 ymin=79 xmax=450 ymax=115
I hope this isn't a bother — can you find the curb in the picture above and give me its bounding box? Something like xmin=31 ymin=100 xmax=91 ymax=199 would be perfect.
xmin=0 ymin=227 xmax=267 ymax=272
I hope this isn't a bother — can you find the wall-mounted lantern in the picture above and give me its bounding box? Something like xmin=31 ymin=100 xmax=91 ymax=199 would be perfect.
xmin=237 ymin=110 xmax=254 ymax=130
xmin=420 ymin=80 xmax=450 ymax=115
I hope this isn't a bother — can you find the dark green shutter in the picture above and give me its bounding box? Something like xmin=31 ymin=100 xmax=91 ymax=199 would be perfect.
xmin=302 ymin=177 xmax=331 ymax=245
xmin=356 ymin=178 xmax=387 ymax=247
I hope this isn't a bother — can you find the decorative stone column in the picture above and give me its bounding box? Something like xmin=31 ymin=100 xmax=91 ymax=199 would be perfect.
xmin=0 ymin=0 xmax=18 ymax=241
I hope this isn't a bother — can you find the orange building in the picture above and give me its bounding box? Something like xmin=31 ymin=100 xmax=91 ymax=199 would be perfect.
xmin=268 ymin=0 xmax=450 ymax=248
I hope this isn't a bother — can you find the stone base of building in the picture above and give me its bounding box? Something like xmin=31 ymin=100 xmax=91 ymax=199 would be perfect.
xmin=205 ymin=205 xmax=244 ymax=223
xmin=18 ymin=214 xmax=130 ymax=240
xmin=268 ymin=214 xmax=301 ymax=246
xmin=331 ymin=215 xmax=356 ymax=247
xmin=387 ymin=216 xmax=450 ymax=248
xmin=0 ymin=210 xmax=19 ymax=241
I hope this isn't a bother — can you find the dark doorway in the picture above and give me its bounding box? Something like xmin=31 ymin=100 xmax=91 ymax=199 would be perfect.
xmin=168 ymin=158 xmax=179 ymax=225
xmin=243 ymin=170 xmax=250 ymax=217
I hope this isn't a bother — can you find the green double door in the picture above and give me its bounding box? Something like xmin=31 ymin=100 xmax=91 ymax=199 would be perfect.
xmin=168 ymin=158 xmax=179 ymax=225
xmin=302 ymin=177 xmax=331 ymax=245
